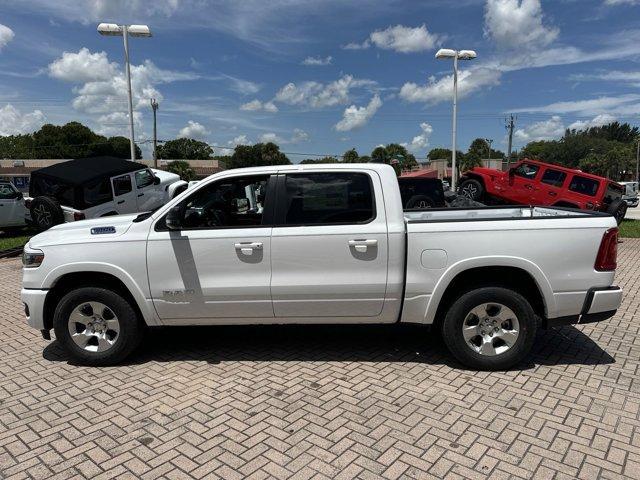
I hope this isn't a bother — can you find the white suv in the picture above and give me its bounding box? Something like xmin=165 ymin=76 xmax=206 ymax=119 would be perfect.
xmin=27 ymin=157 xmax=187 ymax=231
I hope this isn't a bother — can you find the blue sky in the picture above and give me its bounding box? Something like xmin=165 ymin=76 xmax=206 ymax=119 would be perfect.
xmin=0 ymin=0 xmax=639 ymax=161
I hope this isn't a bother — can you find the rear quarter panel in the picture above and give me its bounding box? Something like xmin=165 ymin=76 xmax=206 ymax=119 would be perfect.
xmin=402 ymin=216 xmax=617 ymax=324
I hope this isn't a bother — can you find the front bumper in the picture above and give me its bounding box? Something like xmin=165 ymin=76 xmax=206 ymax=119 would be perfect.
xmin=21 ymin=288 xmax=48 ymax=330
xmin=546 ymin=286 xmax=622 ymax=327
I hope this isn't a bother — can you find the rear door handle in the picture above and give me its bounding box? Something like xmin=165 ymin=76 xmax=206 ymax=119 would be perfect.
xmin=138 ymin=193 xmax=144 ymax=197
xmin=348 ymin=239 xmax=377 ymax=252
xmin=234 ymin=242 xmax=263 ymax=255
xmin=117 ymin=200 xmax=125 ymax=204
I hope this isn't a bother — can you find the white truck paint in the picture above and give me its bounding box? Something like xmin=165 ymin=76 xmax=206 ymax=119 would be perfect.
xmin=0 ymin=182 xmax=27 ymax=229
xmin=21 ymin=164 xmax=623 ymax=369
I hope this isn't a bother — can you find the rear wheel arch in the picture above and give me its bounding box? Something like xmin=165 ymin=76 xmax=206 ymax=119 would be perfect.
xmin=432 ymin=265 xmax=547 ymax=330
xmin=43 ymin=271 xmax=144 ymax=331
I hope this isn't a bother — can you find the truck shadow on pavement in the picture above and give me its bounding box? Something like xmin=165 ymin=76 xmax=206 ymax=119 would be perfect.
xmin=43 ymin=323 xmax=614 ymax=370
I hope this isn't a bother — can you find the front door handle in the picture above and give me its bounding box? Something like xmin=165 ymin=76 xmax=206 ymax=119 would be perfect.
xmin=234 ymin=242 xmax=263 ymax=255
xmin=138 ymin=193 xmax=144 ymax=197
xmin=524 ymin=184 xmax=534 ymax=190
xmin=548 ymin=191 xmax=557 ymax=197
xmin=117 ymin=200 xmax=125 ymax=204
xmin=348 ymin=239 xmax=377 ymax=252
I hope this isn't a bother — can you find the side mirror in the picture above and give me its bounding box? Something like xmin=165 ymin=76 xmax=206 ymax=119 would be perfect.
xmin=165 ymin=204 xmax=184 ymax=230
xmin=153 ymin=176 xmax=161 ymax=185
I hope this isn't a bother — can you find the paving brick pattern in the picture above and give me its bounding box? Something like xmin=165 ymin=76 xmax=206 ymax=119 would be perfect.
xmin=1 ymin=240 xmax=639 ymax=479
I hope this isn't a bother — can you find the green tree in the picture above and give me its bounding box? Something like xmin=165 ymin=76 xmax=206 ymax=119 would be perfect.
xmin=427 ymin=147 xmax=464 ymax=166
xmin=157 ymin=138 xmax=213 ymax=160
xmin=224 ymin=142 xmax=291 ymax=169
xmin=371 ymin=146 xmax=389 ymax=163
xmin=166 ymin=160 xmax=196 ymax=181
xmin=342 ymin=148 xmax=359 ymax=163
xmin=369 ymin=144 xmax=417 ymax=171
xmin=300 ymin=156 xmax=339 ymax=164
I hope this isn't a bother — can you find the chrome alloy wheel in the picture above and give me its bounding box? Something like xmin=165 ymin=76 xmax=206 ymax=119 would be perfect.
xmin=462 ymin=303 xmax=520 ymax=356
xmin=67 ymin=302 xmax=120 ymax=352
xmin=461 ymin=184 xmax=478 ymax=199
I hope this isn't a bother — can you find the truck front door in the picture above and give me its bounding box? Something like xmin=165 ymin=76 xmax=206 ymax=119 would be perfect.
xmin=270 ymin=171 xmax=389 ymax=320
xmin=135 ymin=169 xmax=164 ymax=212
xmin=147 ymin=174 xmax=274 ymax=321
xmin=507 ymin=162 xmax=541 ymax=204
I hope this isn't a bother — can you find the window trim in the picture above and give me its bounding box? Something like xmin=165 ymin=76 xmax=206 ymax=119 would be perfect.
xmin=273 ymin=171 xmax=377 ymax=228
xmin=112 ymin=174 xmax=133 ymax=197
xmin=540 ymin=168 xmax=567 ymax=188
xmin=154 ymin=174 xmax=277 ymax=232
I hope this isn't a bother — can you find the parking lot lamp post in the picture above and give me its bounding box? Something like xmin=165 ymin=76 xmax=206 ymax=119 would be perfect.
xmin=97 ymin=23 xmax=152 ymax=161
xmin=435 ymin=48 xmax=477 ymax=191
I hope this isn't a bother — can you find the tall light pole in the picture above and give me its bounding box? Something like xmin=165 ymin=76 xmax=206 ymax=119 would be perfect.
xmin=97 ymin=23 xmax=152 ymax=161
xmin=435 ymin=48 xmax=477 ymax=191
xmin=150 ymin=98 xmax=159 ymax=168
xmin=485 ymin=138 xmax=493 ymax=160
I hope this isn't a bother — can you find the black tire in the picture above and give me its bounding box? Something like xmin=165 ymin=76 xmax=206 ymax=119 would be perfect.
xmin=405 ymin=195 xmax=435 ymax=209
xmin=441 ymin=287 xmax=537 ymax=370
xmin=30 ymin=196 xmax=64 ymax=231
xmin=459 ymin=179 xmax=484 ymax=201
xmin=53 ymin=287 xmax=143 ymax=366
xmin=607 ymin=199 xmax=627 ymax=225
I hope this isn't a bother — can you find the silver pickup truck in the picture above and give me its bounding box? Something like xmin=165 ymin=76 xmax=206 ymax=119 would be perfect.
xmin=21 ymin=163 xmax=622 ymax=370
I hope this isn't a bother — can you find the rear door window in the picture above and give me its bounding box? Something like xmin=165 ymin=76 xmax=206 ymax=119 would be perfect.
xmin=281 ymin=172 xmax=374 ymax=225
xmin=112 ymin=175 xmax=132 ymax=196
xmin=540 ymin=168 xmax=566 ymax=188
xmin=83 ymin=178 xmax=113 ymax=207
xmin=568 ymin=176 xmax=599 ymax=197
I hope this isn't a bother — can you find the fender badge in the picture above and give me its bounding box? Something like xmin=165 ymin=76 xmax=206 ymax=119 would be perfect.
xmin=91 ymin=226 xmax=116 ymax=235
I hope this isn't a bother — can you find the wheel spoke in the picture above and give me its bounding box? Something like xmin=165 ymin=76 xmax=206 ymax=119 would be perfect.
xmin=479 ymin=339 xmax=497 ymax=356
xmin=496 ymin=329 xmax=518 ymax=346
xmin=96 ymin=336 xmax=113 ymax=352
xmin=462 ymin=325 xmax=478 ymax=341
xmin=71 ymin=332 xmax=91 ymax=349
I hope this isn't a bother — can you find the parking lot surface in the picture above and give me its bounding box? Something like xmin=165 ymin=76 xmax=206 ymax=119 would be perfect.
xmin=1 ymin=240 xmax=639 ymax=480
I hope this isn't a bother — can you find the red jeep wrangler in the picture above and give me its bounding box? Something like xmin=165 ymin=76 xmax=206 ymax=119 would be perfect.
xmin=458 ymin=159 xmax=627 ymax=224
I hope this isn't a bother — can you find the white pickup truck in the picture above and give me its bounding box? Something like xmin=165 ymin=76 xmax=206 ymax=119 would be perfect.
xmin=21 ymin=164 xmax=622 ymax=370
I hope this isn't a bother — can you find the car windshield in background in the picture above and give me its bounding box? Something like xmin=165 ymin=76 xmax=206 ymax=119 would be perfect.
xmin=569 ymin=176 xmax=599 ymax=197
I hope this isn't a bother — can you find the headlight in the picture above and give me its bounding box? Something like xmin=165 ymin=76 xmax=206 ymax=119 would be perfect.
xmin=22 ymin=248 xmax=44 ymax=268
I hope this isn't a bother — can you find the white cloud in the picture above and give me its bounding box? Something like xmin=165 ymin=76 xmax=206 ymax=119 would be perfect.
xmin=228 ymin=134 xmax=251 ymax=147
xmin=341 ymin=40 xmax=370 ymax=50
xmin=178 ymin=120 xmax=209 ymax=140
xmin=259 ymin=128 xmax=310 ymax=144
xmin=48 ymin=48 xmax=118 ymax=82
xmin=401 ymin=122 xmax=433 ymax=152
xmin=369 ymin=24 xmax=440 ymax=53
xmin=0 ymin=104 xmax=45 ymax=136
xmin=274 ymin=75 xmax=376 ymax=109
xmin=511 ymin=94 xmax=640 ymax=116
xmin=222 ymin=74 xmax=261 ymax=95
xmin=95 ymin=111 xmax=142 ymax=137
xmin=604 ymin=0 xmax=639 ymax=4
xmin=484 ymin=0 xmax=558 ymax=50
xmin=0 ymin=24 xmax=15 ymax=50
xmin=399 ymin=67 xmax=501 ymax=105
xmin=335 ymin=94 xmax=382 ymax=132
xmin=240 ymin=99 xmax=278 ymax=112
xmin=302 ymin=55 xmax=332 ymax=66
xmin=48 ymin=48 xmax=198 ymax=117
xmin=514 ymin=116 xmax=565 ymax=143
xmin=568 ymin=114 xmax=617 ymax=131
xmin=569 ymin=70 xmax=640 ymax=87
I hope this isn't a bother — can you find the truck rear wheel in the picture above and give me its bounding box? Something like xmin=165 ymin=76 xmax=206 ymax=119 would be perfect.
xmin=459 ymin=179 xmax=484 ymax=201
xmin=441 ymin=287 xmax=537 ymax=370
xmin=53 ymin=287 xmax=143 ymax=366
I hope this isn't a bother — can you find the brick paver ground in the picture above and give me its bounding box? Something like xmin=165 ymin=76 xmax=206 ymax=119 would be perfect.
xmin=1 ymin=240 xmax=640 ymax=479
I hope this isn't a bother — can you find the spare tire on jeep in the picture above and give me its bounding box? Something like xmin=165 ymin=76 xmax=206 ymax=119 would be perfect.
xmin=607 ymin=199 xmax=627 ymax=225
xmin=30 ymin=196 xmax=64 ymax=231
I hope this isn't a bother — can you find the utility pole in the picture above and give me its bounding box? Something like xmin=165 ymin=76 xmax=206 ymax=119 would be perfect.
xmin=505 ymin=114 xmax=516 ymax=165
xmin=150 ymin=98 xmax=159 ymax=168
xmin=484 ymin=138 xmax=493 ymax=160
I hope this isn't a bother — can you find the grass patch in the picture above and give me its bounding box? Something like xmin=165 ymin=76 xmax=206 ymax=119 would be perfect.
xmin=619 ymin=219 xmax=640 ymax=238
xmin=0 ymin=233 xmax=31 ymax=251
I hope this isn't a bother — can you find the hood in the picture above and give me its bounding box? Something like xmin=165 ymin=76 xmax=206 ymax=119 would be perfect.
xmin=151 ymin=168 xmax=181 ymax=186
xmin=28 ymin=214 xmax=140 ymax=248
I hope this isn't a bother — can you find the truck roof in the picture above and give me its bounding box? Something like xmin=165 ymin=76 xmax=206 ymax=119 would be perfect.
xmin=214 ymin=162 xmax=396 ymax=176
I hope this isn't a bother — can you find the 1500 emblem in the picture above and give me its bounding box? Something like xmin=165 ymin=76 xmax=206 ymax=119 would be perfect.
xmin=91 ymin=226 xmax=116 ymax=235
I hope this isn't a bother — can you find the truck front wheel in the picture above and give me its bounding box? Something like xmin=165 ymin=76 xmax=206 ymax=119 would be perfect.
xmin=441 ymin=287 xmax=537 ymax=370
xmin=53 ymin=287 xmax=143 ymax=366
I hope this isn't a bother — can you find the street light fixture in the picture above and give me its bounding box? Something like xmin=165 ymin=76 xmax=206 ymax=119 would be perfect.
xmin=435 ymin=48 xmax=477 ymax=191
xmin=97 ymin=23 xmax=152 ymax=161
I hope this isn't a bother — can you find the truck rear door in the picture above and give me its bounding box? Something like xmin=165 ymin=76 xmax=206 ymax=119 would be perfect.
xmin=270 ymin=170 xmax=389 ymax=319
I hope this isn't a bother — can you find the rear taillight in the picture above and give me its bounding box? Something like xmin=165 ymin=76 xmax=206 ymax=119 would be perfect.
xmin=25 ymin=199 xmax=32 ymax=209
xmin=595 ymin=228 xmax=618 ymax=271
xmin=73 ymin=212 xmax=85 ymax=221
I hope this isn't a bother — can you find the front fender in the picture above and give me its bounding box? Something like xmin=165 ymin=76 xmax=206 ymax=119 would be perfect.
xmin=422 ymin=256 xmax=556 ymax=323
xmin=42 ymin=262 xmax=160 ymax=326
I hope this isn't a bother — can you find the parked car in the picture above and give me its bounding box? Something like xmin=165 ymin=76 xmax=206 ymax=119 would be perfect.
xmin=0 ymin=181 xmax=27 ymax=232
xmin=26 ymin=157 xmax=187 ymax=231
xmin=619 ymin=181 xmax=639 ymax=208
xmin=398 ymin=177 xmax=446 ymax=209
xmin=22 ymin=163 xmax=622 ymax=370
xmin=458 ymin=159 xmax=628 ymax=224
